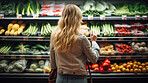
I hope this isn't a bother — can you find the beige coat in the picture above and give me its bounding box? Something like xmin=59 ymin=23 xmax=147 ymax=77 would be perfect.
xmin=50 ymin=34 xmax=100 ymax=75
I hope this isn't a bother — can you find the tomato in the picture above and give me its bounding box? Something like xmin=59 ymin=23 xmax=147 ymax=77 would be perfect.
xmin=86 ymin=65 xmax=92 ymax=69
xmin=104 ymin=59 xmax=111 ymax=65
xmin=94 ymin=68 xmax=99 ymax=71
xmin=92 ymin=64 xmax=99 ymax=69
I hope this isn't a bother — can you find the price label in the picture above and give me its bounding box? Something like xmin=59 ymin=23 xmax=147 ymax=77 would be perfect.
xmin=135 ymin=15 xmax=140 ymax=20
xmin=2 ymin=38 xmax=7 ymax=40
xmin=20 ymin=56 xmax=25 ymax=59
xmin=23 ymin=38 xmax=28 ymax=40
xmin=122 ymin=15 xmax=127 ymax=20
xmin=142 ymin=56 xmax=147 ymax=59
xmin=11 ymin=56 xmax=16 ymax=59
xmin=102 ymin=38 xmax=107 ymax=41
xmin=33 ymin=14 xmax=39 ymax=18
xmin=100 ymin=15 xmax=105 ymax=20
xmin=118 ymin=38 xmax=124 ymax=41
xmin=116 ymin=56 xmax=121 ymax=60
xmin=0 ymin=56 xmax=4 ymax=59
xmin=36 ymin=56 xmax=42 ymax=59
xmin=126 ymin=56 xmax=131 ymax=59
xmin=132 ymin=38 xmax=137 ymax=41
xmin=17 ymin=14 xmax=22 ymax=18
xmin=0 ymin=14 xmax=4 ymax=18
xmin=88 ymin=15 xmax=93 ymax=20
xmin=142 ymin=15 xmax=147 ymax=20
xmin=37 ymin=38 xmax=43 ymax=40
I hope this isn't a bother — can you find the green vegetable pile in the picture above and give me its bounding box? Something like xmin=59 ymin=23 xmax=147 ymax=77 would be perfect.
xmin=41 ymin=23 xmax=56 ymax=36
xmin=81 ymin=0 xmax=116 ymax=16
xmin=0 ymin=43 xmax=12 ymax=54
xmin=115 ymin=2 xmax=148 ymax=16
xmin=24 ymin=23 xmax=39 ymax=36
xmin=0 ymin=60 xmax=9 ymax=72
xmin=28 ymin=60 xmax=45 ymax=73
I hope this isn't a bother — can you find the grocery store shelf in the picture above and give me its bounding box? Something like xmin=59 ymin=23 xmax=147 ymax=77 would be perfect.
xmin=0 ymin=55 xmax=147 ymax=60
xmin=0 ymin=16 xmax=147 ymax=20
xmin=0 ymin=55 xmax=49 ymax=59
xmin=0 ymin=36 xmax=148 ymax=41
xmin=0 ymin=72 xmax=147 ymax=78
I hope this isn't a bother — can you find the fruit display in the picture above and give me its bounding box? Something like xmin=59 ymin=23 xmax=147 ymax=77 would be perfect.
xmin=111 ymin=60 xmax=148 ymax=73
xmin=87 ymin=59 xmax=112 ymax=72
xmin=0 ymin=26 xmax=5 ymax=35
xmin=115 ymin=24 xmax=132 ymax=37
xmin=101 ymin=23 xmax=115 ymax=37
xmin=115 ymin=2 xmax=148 ymax=16
xmin=27 ymin=60 xmax=45 ymax=73
xmin=32 ymin=43 xmax=49 ymax=55
xmin=0 ymin=43 xmax=12 ymax=54
xmin=115 ymin=44 xmax=134 ymax=54
xmin=0 ymin=60 xmax=9 ymax=72
xmin=99 ymin=43 xmax=115 ymax=55
xmin=80 ymin=0 xmax=116 ymax=16
xmin=6 ymin=59 xmax=27 ymax=73
xmin=131 ymin=42 xmax=148 ymax=54
xmin=5 ymin=20 xmax=25 ymax=36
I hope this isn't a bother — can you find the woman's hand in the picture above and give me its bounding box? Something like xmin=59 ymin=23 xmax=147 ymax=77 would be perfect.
xmin=90 ymin=31 xmax=97 ymax=41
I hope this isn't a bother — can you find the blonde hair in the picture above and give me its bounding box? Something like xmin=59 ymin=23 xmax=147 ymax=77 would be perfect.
xmin=51 ymin=4 xmax=82 ymax=52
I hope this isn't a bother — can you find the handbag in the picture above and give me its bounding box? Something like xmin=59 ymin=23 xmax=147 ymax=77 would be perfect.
xmin=48 ymin=69 xmax=57 ymax=83
xmin=87 ymin=62 xmax=93 ymax=83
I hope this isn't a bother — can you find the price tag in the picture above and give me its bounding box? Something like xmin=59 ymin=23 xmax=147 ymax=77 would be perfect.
xmin=17 ymin=14 xmax=22 ymax=18
xmin=11 ymin=56 xmax=16 ymax=59
xmin=2 ymin=37 xmax=7 ymax=40
xmin=142 ymin=56 xmax=147 ymax=59
xmin=20 ymin=56 xmax=25 ymax=59
xmin=122 ymin=15 xmax=127 ymax=20
xmin=118 ymin=38 xmax=124 ymax=41
xmin=102 ymin=38 xmax=107 ymax=41
xmin=36 ymin=56 xmax=42 ymax=59
xmin=33 ymin=14 xmax=39 ymax=18
xmin=135 ymin=15 xmax=140 ymax=20
xmin=88 ymin=15 xmax=93 ymax=20
xmin=126 ymin=56 xmax=131 ymax=59
xmin=100 ymin=15 xmax=105 ymax=20
xmin=142 ymin=15 xmax=147 ymax=20
xmin=0 ymin=14 xmax=4 ymax=18
xmin=132 ymin=38 xmax=137 ymax=41
xmin=23 ymin=38 xmax=28 ymax=40
xmin=37 ymin=38 xmax=43 ymax=40
xmin=116 ymin=56 xmax=121 ymax=60
xmin=0 ymin=56 xmax=4 ymax=59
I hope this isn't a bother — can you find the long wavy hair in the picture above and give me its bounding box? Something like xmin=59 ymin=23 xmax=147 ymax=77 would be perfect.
xmin=51 ymin=4 xmax=82 ymax=52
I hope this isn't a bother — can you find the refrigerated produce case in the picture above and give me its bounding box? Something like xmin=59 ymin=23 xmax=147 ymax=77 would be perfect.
xmin=0 ymin=0 xmax=148 ymax=83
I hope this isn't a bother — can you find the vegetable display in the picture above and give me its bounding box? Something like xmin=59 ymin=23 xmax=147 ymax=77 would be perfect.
xmin=115 ymin=44 xmax=134 ymax=54
xmin=99 ymin=43 xmax=115 ymax=55
xmin=0 ymin=60 xmax=9 ymax=72
xmin=101 ymin=23 xmax=115 ymax=37
xmin=24 ymin=23 xmax=38 ymax=36
xmin=90 ymin=23 xmax=102 ymax=37
xmin=41 ymin=23 xmax=54 ymax=36
xmin=81 ymin=0 xmax=116 ymax=16
xmin=0 ymin=43 xmax=12 ymax=54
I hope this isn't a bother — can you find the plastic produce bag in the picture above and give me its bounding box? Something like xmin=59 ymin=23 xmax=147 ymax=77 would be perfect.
xmin=6 ymin=59 xmax=27 ymax=72
xmin=0 ymin=60 xmax=9 ymax=72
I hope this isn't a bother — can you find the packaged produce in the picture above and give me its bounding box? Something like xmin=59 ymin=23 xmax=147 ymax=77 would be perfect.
xmin=131 ymin=23 xmax=145 ymax=37
xmin=6 ymin=59 xmax=27 ymax=72
xmin=115 ymin=43 xmax=134 ymax=55
xmin=44 ymin=60 xmax=51 ymax=73
xmin=115 ymin=24 xmax=132 ymax=37
xmin=0 ymin=60 xmax=9 ymax=72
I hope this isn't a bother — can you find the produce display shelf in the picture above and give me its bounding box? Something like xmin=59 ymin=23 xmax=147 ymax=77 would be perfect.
xmin=0 ymin=36 xmax=148 ymax=41
xmin=0 ymin=55 xmax=49 ymax=59
xmin=0 ymin=16 xmax=147 ymax=20
xmin=0 ymin=55 xmax=147 ymax=60
xmin=0 ymin=73 xmax=147 ymax=78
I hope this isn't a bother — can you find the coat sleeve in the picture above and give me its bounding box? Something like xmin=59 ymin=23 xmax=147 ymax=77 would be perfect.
xmin=82 ymin=36 xmax=100 ymax=63
xmin=50 ymin=43 xmax=57 ymax=69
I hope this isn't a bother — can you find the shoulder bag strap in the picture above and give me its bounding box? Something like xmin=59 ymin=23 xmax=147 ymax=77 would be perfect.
xmin=87 ymin=62 xmax=93 ymax=83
